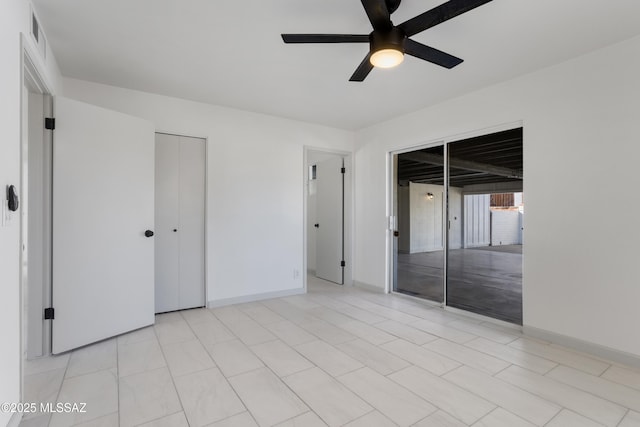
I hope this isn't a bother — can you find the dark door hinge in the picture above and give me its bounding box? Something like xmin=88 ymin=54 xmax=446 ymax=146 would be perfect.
xmin=341 ymin=167 xmax=346 ymax=174
xmin=45 ymin=117 xmax=55 ymax=130
xmin=44 ymin=307 xmax=55 ymax=320
xmin=340 ymin=260 xmax=346 ymax=267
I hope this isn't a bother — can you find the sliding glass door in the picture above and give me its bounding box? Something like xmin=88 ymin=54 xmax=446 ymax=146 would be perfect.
xmin=392 ymin=128 xmax=523 ymax=324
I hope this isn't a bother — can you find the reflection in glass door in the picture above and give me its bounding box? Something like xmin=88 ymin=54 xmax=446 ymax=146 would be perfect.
xmin=446 ymin=128 xmax=524 ymax=324
xmin=392 ymin=128 xmax=524 ymax=324
xmin=393 ymin=145 xmax=445 ymax=303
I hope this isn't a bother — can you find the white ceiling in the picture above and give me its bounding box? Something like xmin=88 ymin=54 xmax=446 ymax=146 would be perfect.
xmin=33 ymin=0 xmax=640 ymax=130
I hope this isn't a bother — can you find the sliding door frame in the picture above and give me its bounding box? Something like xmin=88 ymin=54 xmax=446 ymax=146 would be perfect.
xmin=386 ymin=121 xmax=523 ymax=319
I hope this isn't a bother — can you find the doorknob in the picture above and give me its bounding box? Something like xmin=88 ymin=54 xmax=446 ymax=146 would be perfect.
xmin=144 ymin=230 xmax=154 ymax=237
xmin=314 ymin=223 xmax=319 ymax=228
xmin=173 ymin=229 xmax=177 ymax=232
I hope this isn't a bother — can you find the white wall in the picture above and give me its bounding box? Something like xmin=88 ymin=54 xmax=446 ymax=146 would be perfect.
xmin=354 ymin=34 xmax=640 ymax=357
xmin=490 ymin=210 xmax=522 ymax=246
xmin=1 ymin=1 xmax=61 ymax=425
xmin=62 ymin=78 xmax=354 ymax=304
xmin=464 ymin=194 xmax=491 ymax=248
xmin=409 ymin=183 xmax=443 ymax=253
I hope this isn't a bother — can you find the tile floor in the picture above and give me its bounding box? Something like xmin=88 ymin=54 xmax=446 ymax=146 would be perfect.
xmin=19 ymin=276 xmax=640 ymax=427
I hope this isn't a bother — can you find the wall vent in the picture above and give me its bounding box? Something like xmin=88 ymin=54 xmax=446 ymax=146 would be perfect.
xmin=30 ymin=5 xmax=47 ymax=61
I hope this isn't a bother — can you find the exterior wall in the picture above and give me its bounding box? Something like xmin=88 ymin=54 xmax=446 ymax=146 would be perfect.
xmin=353 ymin=34 xmax=640 ymax=357
xmin=490 ymin=209 xmax=522 ymax=246
xmin=464 ymin=194 xmax=490 ymax=248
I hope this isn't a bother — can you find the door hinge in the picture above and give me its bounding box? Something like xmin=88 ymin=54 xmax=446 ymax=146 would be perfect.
xmin=45 ymin=117 xmax=55 ymax=130
xmin=340 ymin=260 xmax=346 ymax=267
xmin=44 ymin=307 xmax=55 ymax=320
xmin=341 ymin=167 xmax=346 ymax=174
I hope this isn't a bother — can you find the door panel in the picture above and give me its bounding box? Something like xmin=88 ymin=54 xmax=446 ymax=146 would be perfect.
xmin=155 ymin=134 xmax=181 ymax=313
xmin=52 ymin=97 xmax=155 ymax=354
xmin=315 ymin=156 xmax=344 ymax=284
xmin=178 ymin=136 xmax=206 ymax=309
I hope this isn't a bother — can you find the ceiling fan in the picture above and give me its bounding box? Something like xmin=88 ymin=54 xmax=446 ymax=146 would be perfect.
xmin=281 ymin=0 xmax=493 ymax=81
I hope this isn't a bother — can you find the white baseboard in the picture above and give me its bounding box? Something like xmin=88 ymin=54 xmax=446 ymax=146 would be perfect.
xmin=207 ymin=288 xmax=305 ymax=308
xmin=8 ymin=412 xmax=22 ymax=427
xmin=353 ymin=281 xmax=386 ymax=293
xmin=524 ymin=326 xmax=640 ymax=369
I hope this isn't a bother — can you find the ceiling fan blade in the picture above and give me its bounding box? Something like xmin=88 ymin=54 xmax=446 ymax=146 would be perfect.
xmin=398 ymin=0 xmax=493 ymax=37
xmin=282 ymin=34 xmax=369 ymax=43
xmin=349 ymin=53 xmax=374 ymax=82
xmin=405 ymin=38 xmax=463 ymax=68
xmin=361 ymin=0 xmax=393 ymax=31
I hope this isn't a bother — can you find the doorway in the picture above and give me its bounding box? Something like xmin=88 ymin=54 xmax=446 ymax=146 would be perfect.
xmin=305 ymin=149 xmax=352 ymax=287
xmin=392 ymin=127 xmax=523 ymax=324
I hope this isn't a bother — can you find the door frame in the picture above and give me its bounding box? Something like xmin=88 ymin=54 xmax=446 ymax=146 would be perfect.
xmin=303 ymin=147 xmax=353 ymax=292
xmin=155 ymin=131 xmax=209 ymax=310
xmin=386 ymin=121 xmax=524 ymax=317
xmin=20 ymin=34 xmax=55 ymax=399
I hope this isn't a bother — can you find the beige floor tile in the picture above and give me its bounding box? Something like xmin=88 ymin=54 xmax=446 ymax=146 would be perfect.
xmin=336 ymin=320 xmax=396 ymax=345
xmin=240 ymin=304 xmax=285 ymax=324
xmin=425 ymin=338 xmax=510 ymax=375
xmin=250 ymin=340 xmax=314 ymax=377
xmin=138 ymin=412 xmax=189 ymax=427
xmin=274 ymin=411 xmax=326 ymax=426
xmin=497 ymin=365 xmax=626 ymax=426
xmin=66 ymin=339 xmax=117 ymax=378
xmin=74 ymin=413 xmax=119 ymax=427
xmin=373 ymin=319 xmax=438 ymax=345
xmin=509 ymin=338 xmax=610 ymax=376
xmin=174 ymin=368 xmax=245 ymax=426
xmin=389 ymin=366 xmax=495 ymax=425
xmin=50 ymin=370 xmax=118 ymax=427
xmin=601 ymin=365 xmax=640 ymax=391
xmin=344 ymin=411 xmax=395 ymax=427
xmin=619 ymin=410 xmax=640 ymax=427
xmin=162 ymin=339 xmax=215 ymax=377
xmin=224 ymin=319 xmax=278 ymax=346
xmin=283 ymin=367 xmax=372 ymax=427
xmin=546 ymin=365 xmax=640 ymax=412
xmin=24 ymin=353 xmax=70 ymax=376
xmin=447 ymin=319 xmax=519 ymax=344
xmin=204 ymin=339 xmax=264 ymax=377
xmin=208 ymin=412 xmax=259 ymax=427
xmin=181 ymin=308 xmax=215 ymax=325
xmin=472 ymin=408 xmax=536 ymax=427
xmin=298 ymin=320 xmax=357 ymax=345
xmin=444 ymin=366 xmax=561 ymax=426
xmin=295 ymin=340 xmax=363 ymax=377
xmin=411 ymin=319 xmax=476 ymax=343
xmin=545 ymin=409 xmax=604 ymax=427
xmin=465 ymin=337 xmax=557 ymax=374
xmin=264 ymin=320 xmax=317 ymax=346
xmin=154 ymin=320 xmax=197 ymax=345
xmin=189 ymin=318 xmax=235 ymax=345
xmin=412 ymin=410 xmax=466 ymax=427
xmin=118 ymin=367 xmax=181 ymax=427
xmin=118 ymin=339 xmax=166 ymax=377
xmin=23 ymin=368 xmax=65 ymax=419
xmin=381 ymin=339 xmax=460 ymax=375
xmin=338 ymin=367 xmax=436 ymax=426
xmin=229 ymin=367 xmax=308 ymax=426
xmin=117 ymin=326 xmax=156 ymax=346
xmin=211 ymin=306 xmax=252 ymax=324
xmin=336 ymin=339 xmax=410 ymax=375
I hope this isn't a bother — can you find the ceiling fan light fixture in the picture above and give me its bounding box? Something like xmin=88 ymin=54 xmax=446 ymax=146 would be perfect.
xmin=370 ymin=48 xmax=404 ymax=68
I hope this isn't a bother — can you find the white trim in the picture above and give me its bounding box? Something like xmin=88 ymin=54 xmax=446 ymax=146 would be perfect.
xmin=524 ymin=326 xmax=640 ymax=369
xmin=353 ymin=281 xmax=386 ymax=294
xmin=7 ymin=412 xmax=22 ymax=427
xmin=207 ymin=288 xmax=305 ymax=308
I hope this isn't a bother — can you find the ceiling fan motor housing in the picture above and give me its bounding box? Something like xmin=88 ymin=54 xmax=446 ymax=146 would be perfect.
xmin=370 ymin=27 xmax=406 ymax=54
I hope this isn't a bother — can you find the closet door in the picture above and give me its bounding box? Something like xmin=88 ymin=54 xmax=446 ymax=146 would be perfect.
xmin=155 ymin=134 xmax=205 ymax=313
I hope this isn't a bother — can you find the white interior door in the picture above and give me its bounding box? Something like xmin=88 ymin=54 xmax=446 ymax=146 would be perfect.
xmin=52 ymin=96 xmax=155 ymax=354
xmin=155 ymin=134 xmax=205 ymax=313
xmin=315 ymin=156 xmax=344 ymax=284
